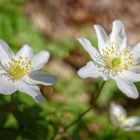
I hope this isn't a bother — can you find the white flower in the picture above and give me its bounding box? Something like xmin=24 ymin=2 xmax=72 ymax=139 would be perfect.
xmin=78 ymin=20 xmax=140 ymax=99
xmin=0 ymin=40 xmax=57 ymax=103
xmin=110 ymin=103 xmax=140 ymax=131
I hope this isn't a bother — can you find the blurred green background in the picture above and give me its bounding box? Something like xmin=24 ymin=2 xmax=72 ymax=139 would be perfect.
xmin=0 ymin=0 xmax=140 ymax=139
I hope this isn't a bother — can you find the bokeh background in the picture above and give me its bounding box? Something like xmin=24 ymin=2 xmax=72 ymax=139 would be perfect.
xmin=0 ymin=0 xmax=140 ymax=139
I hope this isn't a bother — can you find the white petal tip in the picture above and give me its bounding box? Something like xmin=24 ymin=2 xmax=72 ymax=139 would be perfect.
xmin=35 ymin=95 xmax=45 ymax=103
xmin=130 ymin=94 xmax=139 ymax=99
xmin=93 ymin=24 xmax=100 ymax=29
xmin=112 ymin=20 xmax=124 ymax=32
xmin=93 ymin=24 xmax=98 ymax=28
xmin=125 ymin=93 xmax=139 ymax=99
xmin=77 ymin=37 xmax=86 ymax=43
xmin=77 ymin=69 xmax=84 ymax=78
xmin=77 ymin=37 xmax=82 ymax=41
xmin=77 ymin=69 xmax=90 ymax=79
xmin=113 ymin=20 xmax=123 ymax=24
xmin=22 ymin=44 xmax=32 ymax=49
xmin=43 ymin=51 xmax=50 ymax=59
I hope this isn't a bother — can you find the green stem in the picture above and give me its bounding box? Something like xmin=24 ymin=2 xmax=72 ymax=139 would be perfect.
xmin=64 ymin=81 xmax=106 ymax=130
xmin=9 ymin=93 xmax=23 ymax=129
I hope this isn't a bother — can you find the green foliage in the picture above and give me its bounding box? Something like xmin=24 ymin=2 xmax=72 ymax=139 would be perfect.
xmin=0 ymin=0 xmax=46 ymax=53
xmin=47 ymin=37 xmax=77 ymax=58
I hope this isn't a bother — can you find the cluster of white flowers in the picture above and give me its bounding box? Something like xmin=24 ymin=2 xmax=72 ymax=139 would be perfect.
xmin=78 ymin=20 xmax=140 ymax=131
xmin=110 ymin=103 xmax=140 ymax=131
xmin=0 ymin=40 xmax=57 ymax=102
xmin=1 ymin=19 xmax=140 ymax=132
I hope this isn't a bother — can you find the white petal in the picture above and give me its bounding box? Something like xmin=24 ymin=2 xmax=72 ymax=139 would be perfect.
xmin=16 ymin=44 xmax=33 ymax=58
xmin=32 ymin=51 xmax=50 ymax=70
xmin=122 ymin=70 xmax=140 ymax=82
xmin=78 ymin=38 xmax=103 ymax=64
xmin=24 ymin=71 xmax=57 ymax=86
xmin=131 ymin=126 xmax=140 ymax=131
xmin=109 ymin=20 xmax=126 ymax=50
xmin=18 ymin=82 xmax=45 ymax=103
xmin=123 ymin=117 xmax=140 ymax=127
xmin=129 ymin=42 xmax=140 ymax=62
xmin=113 ymin=75 xmax=139 ymax=99
xmin=0 ymin=76 xmax=17 ymax=94
xmin=77 ymin=61 xmax=102 ymax=79
xmin=110 ymin=103 xmax=127 ymax=127
xmin=94 ymin=25 xmax=108 ymax=54
xmin=129 ymin=42 xmax=140 ymax=53
xmin=129 ymin=66 xmax=140 ymax=73
xmin=0 ymin=40 xmax=14 ymax=64
xmin=122 ymin=127 xmax=139 ymax=131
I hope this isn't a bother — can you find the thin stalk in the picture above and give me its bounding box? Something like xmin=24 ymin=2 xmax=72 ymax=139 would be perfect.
xmin=9 ymin=93 xmax=23 ymax=129
xmin=64 ymin=81 xmax=106 ymax=130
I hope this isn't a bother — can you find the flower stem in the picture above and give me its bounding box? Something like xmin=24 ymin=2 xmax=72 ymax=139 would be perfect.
xmin=9 ymin=93 xmax=23 ymax=129
xmin=64 ymin=81 xmax=106 ymax=131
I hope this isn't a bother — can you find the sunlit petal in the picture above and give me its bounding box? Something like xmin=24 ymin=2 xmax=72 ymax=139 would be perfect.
xmin=0 ymin=39 xmax=14 ymax=65
xmin=32 ymin=51 xmax=50 ymax=70
xmin=0 ymin=76 xmax=17 ymax=94
xmin=77 ymin=61 xmax=101 ymax=79
xmin=16 ymin=44 xmax=33 ymax=58
xmin=113 ymin=75 xmax=139 ymax=99
xmin=109 ymin=20 xmax=126 ymax=50
xmin=94 ymin=25 xmax=108 ymax=54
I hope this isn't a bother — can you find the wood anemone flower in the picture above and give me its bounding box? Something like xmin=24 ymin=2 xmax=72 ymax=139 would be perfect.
xmin=78 ymin=20 xmax=140 ymax=99
xmin=0 ymin=40 xmax=57 ymax=103
xmin=110 ymin=103 xmax=140 ymax=131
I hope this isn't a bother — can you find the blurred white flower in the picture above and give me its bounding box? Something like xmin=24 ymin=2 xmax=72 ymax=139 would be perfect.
xmin=78 ymin=20 xmax=140 ymax=99
xmin=110 ymin=103 xmax=140 ymax=131
xmin=0 ymin=40 xmax=57 ymax=103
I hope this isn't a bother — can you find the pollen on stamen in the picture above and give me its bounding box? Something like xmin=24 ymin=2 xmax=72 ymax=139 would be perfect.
xmin=103 ymin=42 xmax=135 ymax=74
xmin=8 ymin=57 xmax=33 ymax=80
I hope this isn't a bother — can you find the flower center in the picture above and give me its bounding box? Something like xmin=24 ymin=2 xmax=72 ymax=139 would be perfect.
xmin=103 ymin=42 xmax=135 ymax=73
xmin=116 ymin=114 xmax=125 ymax=125
xmin=8 ymin=57 xmax=32 ymax=80
xmin=111 ymin=57 xmax=121 ymax=68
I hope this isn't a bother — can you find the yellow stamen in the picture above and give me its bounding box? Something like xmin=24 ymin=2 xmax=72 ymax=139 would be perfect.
xmin=103 ymin=42 xmax=135 ymax=73
xmin=8 ymin=57 xmax=32 ymax=80
xmin=116 ymin=114 xmax=125 ymax=125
